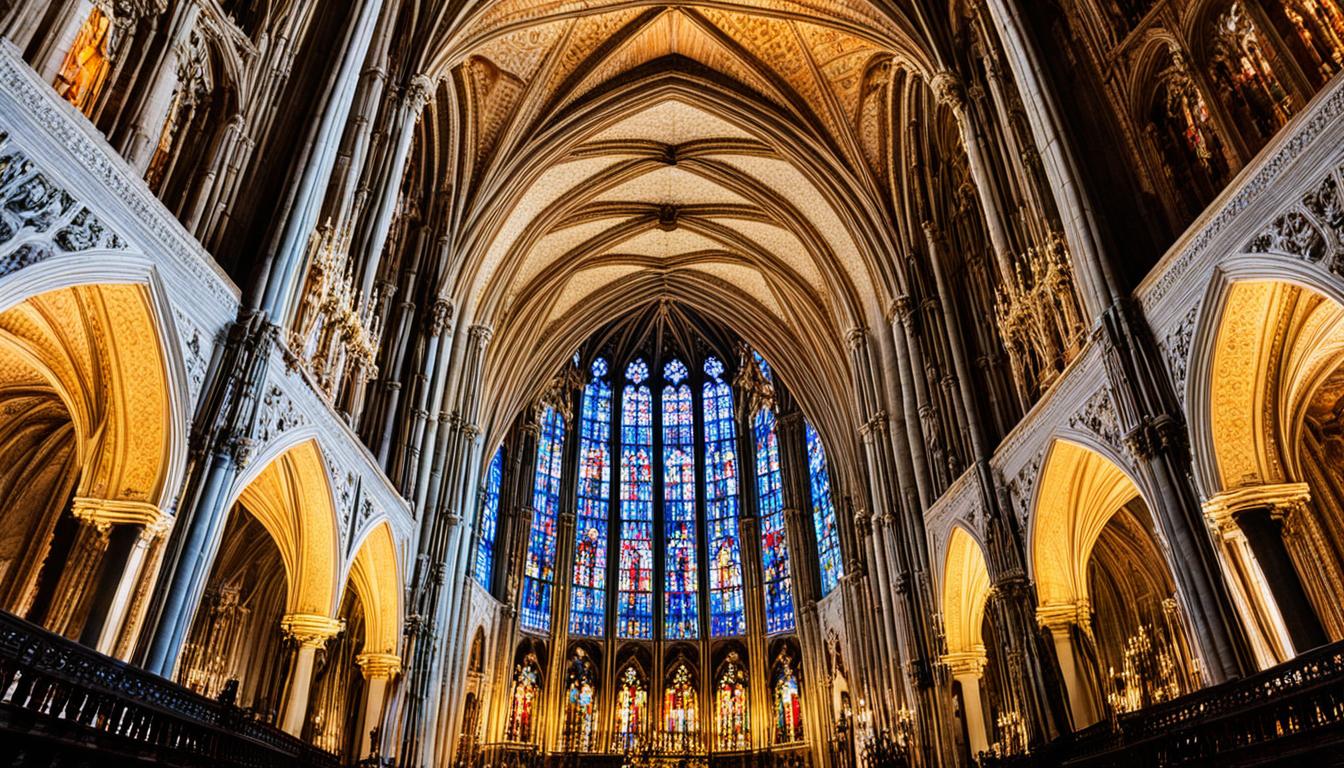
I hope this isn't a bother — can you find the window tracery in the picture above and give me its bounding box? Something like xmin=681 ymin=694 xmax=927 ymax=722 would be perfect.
xmin=805 ymin=422 xmax=843 ymax=596
xmin=1209 ymin=1 xmax=1296 ymax=148
xmin=563 ymin=649 xmax=599 ymax=752
xmin=755 ymin=407 xmax=795 ymax=634
xmin=618 ymin=359 xmax=654 ymax=639
xmin=571 ymin=359 xmax=612 ymax=637
xmin=507 ymin=654 xmax=542 ymax=742
xmin=614 ymin=664 xmax=649 ymax=750
xmin=474 ymin=448 xmax=503 ymax=589
xmin=772 ymin=650 xmax=805 ymax=744
xmin=522 ymin=407 xmax=565 ymax=632
xmin=664 ymin=662 xmax=698 ymax=735
xmin=663 ymin=358 xmax=699 ymax=639
xmin=704 ymin=356 xmax=746 ymax=637
xmin=715 ymin=655 xmax=750 ymax=751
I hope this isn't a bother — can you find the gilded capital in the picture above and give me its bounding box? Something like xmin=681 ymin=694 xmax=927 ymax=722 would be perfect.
xmin=1036 ymin=600 xmax=1090 ymax=633
xmin=281 ymin=613 xmax=345 ymax=648
xmin=356 ymin=652 xmax=403 ymax=680
xmin=1202 ymin=483 xmax=1311 ymax=530
xmin=943 ymin=650 xmax=988 ymax=678
xmin=72 ymin=497 xmax=173 ymax=537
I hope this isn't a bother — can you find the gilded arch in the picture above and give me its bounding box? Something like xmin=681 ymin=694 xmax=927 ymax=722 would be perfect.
xmin=1029 ymin=438 xmax=1146 ymax=612
xmin=230 ymin=437 xmax=342 ymax=618
xmin=343 ymin=520 xmax=403 ymax=656
xmin=940 ymin=525 xmax=992 ymax=658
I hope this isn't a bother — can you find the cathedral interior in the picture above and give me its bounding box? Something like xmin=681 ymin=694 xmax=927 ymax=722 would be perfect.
xmin=2 ymin=0 xmax=1344 ymax=766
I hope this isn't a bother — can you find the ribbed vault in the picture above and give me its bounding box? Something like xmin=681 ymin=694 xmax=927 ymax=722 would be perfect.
xmin=422 ymin=1 xmax=957 ymax=505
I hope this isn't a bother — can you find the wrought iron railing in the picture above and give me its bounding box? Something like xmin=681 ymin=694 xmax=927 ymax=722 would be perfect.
xmin=982 ymin=639 xmax=1344 ymax=767
xmin=0 ymin=611 xmax=339 ymax=768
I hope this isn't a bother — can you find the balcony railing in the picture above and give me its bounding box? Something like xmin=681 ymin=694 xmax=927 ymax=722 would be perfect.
xmin=0 ymin=611 xmax=339 ymax=768
xmin=982 ymin=639 xmax=1344 ymax=767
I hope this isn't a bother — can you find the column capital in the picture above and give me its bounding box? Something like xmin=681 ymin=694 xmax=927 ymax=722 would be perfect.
xmin=281 ymin=613 xmax=345 ymax=648
xmin=930 ymin=71 xmax=966 ymax=113
xmin=1035 ymin=600 xmax=1090 ymax=633
xmin=356 ymin=652 xmax=403 ymax=680
xmin=72 ymin=497 xmax=174 ymax=537
xmin=942 ymin=650 xmax=988 ymax=678
xmin=1202 ymin=483 xmax=1311 ymax=529
xmin=406 ymin=74 xmax=435 ymax=111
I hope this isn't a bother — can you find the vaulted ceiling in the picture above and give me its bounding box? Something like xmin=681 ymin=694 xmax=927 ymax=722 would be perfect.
xmin=419 ymin=1 xmax=958 ymax=474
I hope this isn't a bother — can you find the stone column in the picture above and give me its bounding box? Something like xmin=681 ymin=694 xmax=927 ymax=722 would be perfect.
xmin=977 ymin=0 xmax=1118 ymax=318
xmin=279 ymin=612 xmax=345 ymax=736
xmin=355 ymin=74 xmax=433 ymax=299
xmin=42 ymin=512 xmax=112 ymax=639
xmin=255 ymin=0 xmax=385 ymax=321
xmin=944 ymin=652 xmax=990 ymax=758
xmin=121 ymin=2 xmax=202 ymax=171
xmin=356 ymin=652 xmax=402 ymax=758
xmin=930 ymin=71 xmax=1015 ymax=285
xmin=1036 ymin=604 xmax=1100 ymax=729
xmin=1204 ymin=484 xmax=1330 ymax=654
xmin=1203 ymin=488 xmax=1299 ymax=666
xmin=76 ymin=499 xmax=176 ymax=657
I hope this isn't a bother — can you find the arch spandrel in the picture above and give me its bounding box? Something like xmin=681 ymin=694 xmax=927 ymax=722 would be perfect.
xmin=941 ymin=526 xmax=991 ymax=657
xmin=0 ymin=283 xmax=174 ymax=509
xmin=235 ymin=439 xmax=342 ymax=618
xmin=1030 ymin=439 xmax=1144 ymax=611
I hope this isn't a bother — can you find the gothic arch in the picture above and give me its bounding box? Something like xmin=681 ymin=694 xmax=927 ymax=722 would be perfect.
xmin=227 ymin=436 xmax=342 ymax=618
xmin=0 ymin=274 xmax=185 ymax=510
xmin=941 ymin=525 xmax=992 ymax=659
xmin=343 ymin=520 xmax=403 ymax=656
xmin=1029 ymin=437 xmax=1147 ymax=612
xmin=1192 ymin=267 xmax=1344 ymax=642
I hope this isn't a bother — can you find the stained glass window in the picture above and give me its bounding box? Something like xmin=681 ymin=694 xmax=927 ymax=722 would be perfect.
xmin=715 ymin=656 xmax=749 ymax=751
xmin=507 ymin=655 xmax=541 ymax=742
xmin=563 ymin=651 xmax=598 ymax=752
xmin=703 ymin=356 xmax=745 ymax=636
xmin=571 ymin=359 xmax=612 ymax=637
xmin=614 ymin=666 xmax=648 ymax=750
xmin=663 ymin=358 xmax=699 ymax=639
xmin=805 ymin=422 xmax=844 ymax=596
xmin=521 ymin=406 xmax=565 ymax=632
xmin=474 ymin=447 xmax=504 ymax=588
xmin=618 ymin=359 xmax=654 ymax=639
xmin=755 ymin=407 xmax=795 ymax=633
xmin=664 ymin=663 xmax=698 ymax=734
xmin=773 ymin=653 xmax=805 ymax=744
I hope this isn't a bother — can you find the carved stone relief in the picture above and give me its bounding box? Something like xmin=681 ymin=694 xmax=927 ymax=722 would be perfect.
xmin=0 ymin=134 xmax=126 ymax=275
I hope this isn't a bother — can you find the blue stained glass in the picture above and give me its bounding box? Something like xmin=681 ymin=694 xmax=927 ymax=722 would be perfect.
xmin=570 ymin=359 xmax=612 ymax=637
xmin=663 ymin=359 xmax=698 ymax=639
xmin=521 ymin=406 xmax=565 ymax=632
xmin=755 ymin=407 xmax=795 ymax=633
xmin=806 ymin=422 xmax=844 ymax=596
xmin=704 ymin=357 xmax=746 ymax=636
xmin=754 ymin=351 xmax=773 ymax=382
xmin=474 ymin=447 xmax=504 ymax=588
xmin=618 ymin=358 xmax=654 ymax=639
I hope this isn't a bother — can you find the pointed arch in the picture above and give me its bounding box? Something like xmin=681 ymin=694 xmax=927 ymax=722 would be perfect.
xmin=232 ymin=438 xmax=342 ymax=617
xmin=0 ymin=280 xmax=181 ymax=510
xmin=345 ymin=521 xmax=403 ymax=655
xmin=1030 ymin=438 xmax=1146 ymax=611
xmin=941 ymin=525 xmax=992 ymax=657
